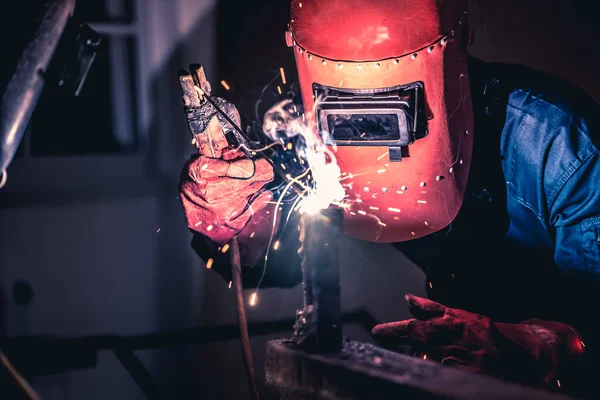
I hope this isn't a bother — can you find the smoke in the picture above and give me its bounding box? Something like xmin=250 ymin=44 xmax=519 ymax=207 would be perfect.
xmin=262 ymin=99 xmax=345 ymax=214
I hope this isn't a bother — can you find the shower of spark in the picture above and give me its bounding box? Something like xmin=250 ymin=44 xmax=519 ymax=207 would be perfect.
xmin=262 ymin=99 xmax=345 ymax=215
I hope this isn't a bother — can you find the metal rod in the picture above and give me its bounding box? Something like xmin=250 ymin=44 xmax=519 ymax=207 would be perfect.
xmin=0 ymin=349 xmax=40 ymax=400
xmin=230 ymin=236 xmax=261 ymax=400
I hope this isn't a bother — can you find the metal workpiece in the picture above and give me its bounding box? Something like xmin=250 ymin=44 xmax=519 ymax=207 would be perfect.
xmin=292 ymin=208 xmax=344 ymax=353
xmin=265 ymin=339 xmax=578 ymax=400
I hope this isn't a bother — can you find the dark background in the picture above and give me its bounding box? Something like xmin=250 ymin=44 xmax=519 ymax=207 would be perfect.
xmin=0 ymin=0 xmax=598 ymax=399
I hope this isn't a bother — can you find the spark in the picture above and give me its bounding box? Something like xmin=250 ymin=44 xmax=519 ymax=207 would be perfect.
xmin=356 ymin=147 xmax=361 ymax=151
xmin=277 ymin=86 xmax=282 ymax=94
xmin=287 ymin=142 xmax=293 ymax=150
xmin=557 ymin=380 xmax=561 ymax=388
xmin=250 ymin=232 xmax=255 ymax=238
xmin=201 ymin=163 xmax=209 ymax=170
xmin=281 ymin=163 xmax=287 ymax=170
xmin=429 ymin=282 xmax=433 ymax=288
xmin=206 ymin=258 xmax=214 ymax=269
xmin=302 ymin=113 xmax=305 ymax=121
xmin=221 ymin=80 xmax=230 ymax=90
xmin=280 ymin=67 xmax=287 ymax=84
xmin=377 ymin=152 xmax=389 ymax=161
xmin=195 ymin=221 xmax=202 ymax=226
xmin=356 ymin=199 xmax=362 ymax=203
xmin=349 ymin=212 xmax=356 ymax=215
xmin=377 ymin=169 xmax=386 ymax=174
xmin=581 ymin=341 xmax=586 ymax=348
xmin=238 ymin=141 xmax=284 ymax=153
xmin=424 ymin=221 xmax=429 ymax=226
xmin=273 ymin=241 xmax=280 ymax=250
xmin=293 ymin=105 xmax=297 ymax=113
xmin=228 ymin=281 xmax=232 ymax=289
xmin=358 ymin=210 xmax=367 ymax=215
xmin=369 ymin=206 xmax=379 ymax=210
xmin=191 ymin=137 xmax=196 ymax=145
xmin=423 ymin=354 xmax=427 ymax=360
xmin=249 ymin=292 xmax=257 ymax=306
xmin=156 ymin=228 xmax=161 ymax=233
xmin=421 ymin=191 xmax=427 ymax=194
xmin=418 ymin=200 xmax=427 ymax=204
xmin=221 ymin=244 xmax=230 ymax=253
xmin=299 ymin=2 xmax=302 ymax=7
xmin=378 ymin=222 xmax=387 ymax=227
xmin=207 ymin=225 xmax=214 ymax=231
xmin=411 ymin=231 xmax=415 ymax=236
xmin=293 ymin=158 xmax=298 ymax=162
xmin=360 ymin=132 xmax=366 ymax=137
xmin=388 ymin=207 xmax=401 ymax=212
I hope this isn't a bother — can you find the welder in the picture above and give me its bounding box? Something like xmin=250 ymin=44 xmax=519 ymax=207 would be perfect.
xmin=179 ymin=0 xmax=600 ymax=397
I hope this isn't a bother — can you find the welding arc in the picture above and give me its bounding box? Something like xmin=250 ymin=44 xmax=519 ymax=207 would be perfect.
xmin=199 ymin=88 xmax=304 ymax=196
xmin=230 ymin=236 xmax=261 ymax=400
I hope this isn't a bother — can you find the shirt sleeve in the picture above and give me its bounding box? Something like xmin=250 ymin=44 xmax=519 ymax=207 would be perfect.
xmin=551 ymin=149 xmax=600 ymax=278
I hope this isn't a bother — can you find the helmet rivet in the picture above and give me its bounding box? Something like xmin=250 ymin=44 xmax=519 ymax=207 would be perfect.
xmin=394 ymin=59 xmax=400 ymax=64
xmin=337 ymin=62 xmax=343 ymax=69
xmin=420 ymin=182 xmax=426 ymax=187
xmin=441 ymin=37 xmax=447 ymax=45
xmin=401 ymin=185 xmax=408 ymax=191
xmin=428 ymin=46 xmax=434 ymax=53
xmin=307 ymin=54 xmax=312 ymax=60
xmin=322 ymin=59 xmax=327 ymax=65
xmin=411 ymin=53 xmax=417 ymax=60
xmin=374 ymin=62 xmax=381 ymax=68
xmin=436 ymin=176 xmax=444 ymax=181
xmin=356 ymin=64 xmax=362 ymax=70
xmin=382 ymin=187 xmax=389 ymax=192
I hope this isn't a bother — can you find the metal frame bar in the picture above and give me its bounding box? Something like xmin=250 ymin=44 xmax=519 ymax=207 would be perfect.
xmin=0 ymin=310 xmax=380 ymax=399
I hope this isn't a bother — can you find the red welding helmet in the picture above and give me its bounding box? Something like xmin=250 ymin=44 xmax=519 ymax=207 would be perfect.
xmin=286 ymin=0 xmax=474 ymax=242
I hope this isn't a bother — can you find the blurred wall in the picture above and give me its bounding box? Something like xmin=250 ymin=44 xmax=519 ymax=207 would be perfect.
xmin=0 ymin=0 xmax=597 ymax=399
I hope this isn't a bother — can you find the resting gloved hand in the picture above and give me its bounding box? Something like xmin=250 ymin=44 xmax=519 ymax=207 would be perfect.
xmin=372 ymin=294 xmax=585 ymax=387
xmin=180 ymin=147 xmax=274 ymax=245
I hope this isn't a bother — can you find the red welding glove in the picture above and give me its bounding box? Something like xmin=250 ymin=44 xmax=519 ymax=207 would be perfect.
xmin=180 ymin=147 xmax=275 ymax=246
xmin=372 ymin=294 xmax=585 ymax=387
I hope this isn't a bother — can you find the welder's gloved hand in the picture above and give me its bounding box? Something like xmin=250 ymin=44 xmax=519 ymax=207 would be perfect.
xmin=372 ymin=294 xmax=585 ymax=387
xmin=180 ymin=147 xmax=274 ymax=245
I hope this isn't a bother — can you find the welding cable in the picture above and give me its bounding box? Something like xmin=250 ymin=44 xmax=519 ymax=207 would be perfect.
xmin=229 ymin=236 xmax=261 ymax=400
xmin=0 ymin=349 xmax=40 ymax=400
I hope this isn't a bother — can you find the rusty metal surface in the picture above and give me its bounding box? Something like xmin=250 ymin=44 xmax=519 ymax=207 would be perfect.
xmin=265 ymin=339 xmax=577 ymax=400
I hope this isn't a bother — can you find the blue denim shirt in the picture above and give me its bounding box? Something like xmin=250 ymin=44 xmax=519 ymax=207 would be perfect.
xmin=501 ymin=75 xmax=600 ymax=275
xmin=471 ymin=57 xmax=600 ymax=277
